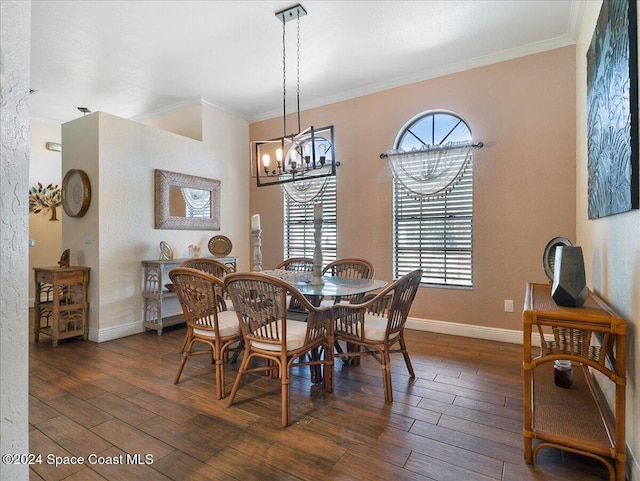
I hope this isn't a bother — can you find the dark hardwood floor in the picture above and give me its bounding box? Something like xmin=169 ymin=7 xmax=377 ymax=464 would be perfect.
xmin=29 ymin=320 xmax=610 ymax=481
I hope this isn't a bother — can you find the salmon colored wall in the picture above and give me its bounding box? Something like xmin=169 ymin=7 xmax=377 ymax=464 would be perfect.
xmin=251 ymin=46 xmax=576 ymax=332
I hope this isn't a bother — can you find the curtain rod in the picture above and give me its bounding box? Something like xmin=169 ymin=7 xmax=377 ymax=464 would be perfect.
xmin=380 ymin=141 xmax=483 ymax=159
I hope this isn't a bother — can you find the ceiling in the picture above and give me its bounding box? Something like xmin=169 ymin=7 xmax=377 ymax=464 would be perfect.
xmin=30 ymin=0 xmax=584 ymax=125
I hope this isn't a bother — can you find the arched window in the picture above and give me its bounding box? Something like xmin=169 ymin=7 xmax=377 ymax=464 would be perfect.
xmin=392 ymin=110 xmax=474 ymax=287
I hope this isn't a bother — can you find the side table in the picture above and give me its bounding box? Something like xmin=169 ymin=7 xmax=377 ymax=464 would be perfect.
xmin=33 ymin=266 xmax=90 ymax=347
xmin=141 ymin=257 xmax=237 ymax=335
xmin=523 ymin=282 xmax=626 ymax=481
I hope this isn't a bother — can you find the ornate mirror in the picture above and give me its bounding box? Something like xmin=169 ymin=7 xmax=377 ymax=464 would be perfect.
xmin=154 ymin=169 xmax=221 ymax=230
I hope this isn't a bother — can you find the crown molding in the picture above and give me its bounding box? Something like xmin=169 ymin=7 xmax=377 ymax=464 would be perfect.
xmin=249 ymin=34 xmax=577 ymax=123
xmin=130 ymin=96 xmax=250 ymax=123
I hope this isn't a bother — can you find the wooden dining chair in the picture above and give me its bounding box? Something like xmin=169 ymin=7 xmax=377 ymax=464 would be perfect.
xmin=320 ymin=258 xmax=375 ymax=305
xmin=180 ymin=258 xmax=234 ymax=310
xmin=275 ymin=257 xmax=315 ymax=272
xmin=332 ymin=269 xmax=423 ymax=402
xmin=180 ymin=257 xmax=233 ymax=276
xmin=224 ymin=272 xmax=334 ymax=427
xmin=169 ymin=267 xmax=242 ymax=399
xmin=275 ymin=257 xmax=315 ymax=310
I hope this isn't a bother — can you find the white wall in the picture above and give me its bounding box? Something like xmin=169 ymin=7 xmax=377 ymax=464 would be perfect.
xmin=141 ymin=100 xmax=251 ymax=268
xmin=201 ymin=102 xmax=251 ymax=257
xmin=61 ymin=110 xmax=249 ymax=342
xmin=576 ymin=2 xmax=640 ymax=479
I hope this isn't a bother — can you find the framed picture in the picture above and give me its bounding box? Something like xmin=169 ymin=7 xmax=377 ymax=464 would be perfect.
xmin=587 ymin=0 xmax=639 ymax=219
xmin=154 ymin=169 xmax=221 ymax=230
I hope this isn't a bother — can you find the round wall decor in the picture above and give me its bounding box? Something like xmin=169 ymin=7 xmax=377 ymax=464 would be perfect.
xmin=62 ymin=169 xmax=91 ymax=217
xmin=208 ymin=235 xmax=232 ymax=257
xmin=543 ymin=236 xmax=573 ymax=281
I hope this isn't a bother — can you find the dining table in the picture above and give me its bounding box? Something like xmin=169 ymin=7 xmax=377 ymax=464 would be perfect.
xmin=261 ymin=270 xmax=387 ymax=306
xmin=261 ymin=270 xmax=389 ymax=381
xmin=295 ymin=275 xmax=388 ymax=306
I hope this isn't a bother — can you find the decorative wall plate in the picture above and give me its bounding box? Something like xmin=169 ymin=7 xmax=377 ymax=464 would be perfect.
xmin=208 ymin=235 xmax=232 ymax=257
xmin=62 ymin=169 xmax=91 ymax=217
xmin=543 ymin=236 xmax=573 ymax=280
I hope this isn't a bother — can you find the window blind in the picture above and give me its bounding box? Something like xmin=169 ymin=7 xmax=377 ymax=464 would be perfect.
xmin=393 ymin=162 xmax=473 ymax=287
xmin=284 ymin=177 xmax=337 ymax=263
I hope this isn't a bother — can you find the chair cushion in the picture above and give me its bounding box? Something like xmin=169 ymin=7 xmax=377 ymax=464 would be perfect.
xmin=363 ymin=314 xmax=388 ymax=341
xmin=335 ymin=312 xmax=390 ymax=341
xmin=319 ymin=298 xmax=334 ymax=308
xmin=193 ymin=310 xmax=240 ymax=339
xmin=224 ymin=298 xmax=235 ymax=311
xmin=251 ymin=319 xmax=309 ymax=352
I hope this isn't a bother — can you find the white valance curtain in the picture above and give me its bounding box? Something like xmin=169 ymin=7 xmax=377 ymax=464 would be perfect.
xmin=384 ymin=140 xmax=479 ymax=197
xmin=181 ymin=187 xmax=210 ymax=212
xmin=280 ymin=165 xmax=331 ymax=203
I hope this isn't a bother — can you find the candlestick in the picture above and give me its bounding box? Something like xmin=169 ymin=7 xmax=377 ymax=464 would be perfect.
xmin=251 ymin=214 xmax=262 ymax=271
xmin=310 ymin=203 xmax=324 ymax=286
xmin=251 ymin=214 xmax=261 ymax=231
xmin=251 ymin=228 xmax=262 ymax=272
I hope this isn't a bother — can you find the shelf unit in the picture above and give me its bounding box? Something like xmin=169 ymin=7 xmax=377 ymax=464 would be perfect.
xmin=523 ymin=282 xmax=627 ymax=481
xmin=141 ymin=256 xmax=237 ymax=335
xmin=33 ymin=266 xmax=90 ymax=347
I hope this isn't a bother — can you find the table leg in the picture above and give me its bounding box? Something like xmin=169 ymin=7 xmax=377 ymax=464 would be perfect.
xmin=347 ymin=342 xmax=361 ymax=366
xmin=52 ymin=282 xmax=60 ymax=347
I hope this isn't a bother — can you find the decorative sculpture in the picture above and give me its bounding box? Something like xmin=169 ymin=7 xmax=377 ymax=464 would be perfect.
xmin=58 ymin=249 xmax=70 ymax=268
xmin=551 ymin=246 xmax=587 ymax=307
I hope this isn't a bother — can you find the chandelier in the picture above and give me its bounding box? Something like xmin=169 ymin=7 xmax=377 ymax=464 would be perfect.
xmin=252 ymin=4 xmax=337 ymax=197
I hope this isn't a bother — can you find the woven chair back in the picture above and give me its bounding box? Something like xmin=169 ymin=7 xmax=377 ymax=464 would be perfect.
xmin=180 ymin=258 xmax=232 ymax=278
xmin=322 ymin=258 xmax=375 ymax=279
xmin=169 ymin=267 xmax=226 ymax=331
xmin=225 ymin=272 xmax=330 ymax=349
xmin=386 ymin=269 xmax=423 ymax=333
xmin=275 ymin=257 xmax=314 ymax=272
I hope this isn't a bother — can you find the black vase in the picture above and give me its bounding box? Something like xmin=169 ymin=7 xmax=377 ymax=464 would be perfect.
xmin=551 ymin=246 xmax=587 ymax=307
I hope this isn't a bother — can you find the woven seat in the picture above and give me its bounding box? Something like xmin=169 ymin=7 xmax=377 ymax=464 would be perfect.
xmin=333 ymin=269 xmax=422 ymax=402
xmin=224 ymin=272 xmax=334 ymax=427
xmin=169 ymin=267 xmax=242 ymax=399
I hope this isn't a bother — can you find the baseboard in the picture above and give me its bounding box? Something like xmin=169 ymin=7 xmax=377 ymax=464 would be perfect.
xmin=405 ymin=316 xmax=548 ymax=347
xmin=87 ymin=321 xmax=144 ymax=343
xmin=629 ymin=450 xmax=639 ymax=481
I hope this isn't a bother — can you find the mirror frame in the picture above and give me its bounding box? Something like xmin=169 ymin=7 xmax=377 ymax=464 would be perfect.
xmin=154 ymin=169 xmax=221 ymax=230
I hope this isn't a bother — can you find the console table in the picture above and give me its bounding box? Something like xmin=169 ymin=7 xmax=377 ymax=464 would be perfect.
xmin=33 ymin=266 xmax=90 ymax=347
xmin=523 ymin=282 xmax=626 ymax=481
xmin=141 ymin=257 xmax=237 ymax=335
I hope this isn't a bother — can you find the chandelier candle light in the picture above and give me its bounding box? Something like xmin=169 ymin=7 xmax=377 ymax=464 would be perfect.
xmin=251 ymin=3 xmax=337 ymax=196
xmin=251 ymin=214 xmax=262 ymax=272
xmin=310 ymin=203 xmax=324 ymax=286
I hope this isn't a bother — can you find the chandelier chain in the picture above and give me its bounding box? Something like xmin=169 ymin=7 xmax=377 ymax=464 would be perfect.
xmin=296 ymin=12 xmax=301 ymax=133
xmin=282 ymin=16 xmax=287 ymax=140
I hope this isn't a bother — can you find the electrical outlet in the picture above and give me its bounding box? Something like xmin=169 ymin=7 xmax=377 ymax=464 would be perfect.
xmin=504 ymin=299 xmax=514 ymax=312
